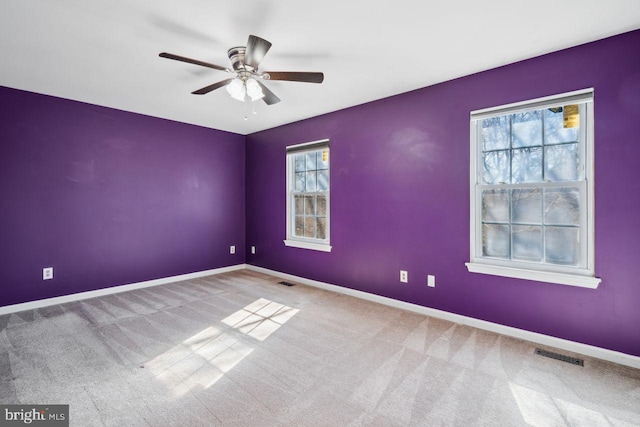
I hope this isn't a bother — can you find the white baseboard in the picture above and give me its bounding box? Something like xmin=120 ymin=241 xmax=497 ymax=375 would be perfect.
xmin=0 ymin=264 xmax=247 ymax=316
xmin=246 ymin=264 xmax=640 ymax=370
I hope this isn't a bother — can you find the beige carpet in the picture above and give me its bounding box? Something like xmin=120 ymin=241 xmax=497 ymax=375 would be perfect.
xmin=0 ymin=270 xmax=638 ymax=426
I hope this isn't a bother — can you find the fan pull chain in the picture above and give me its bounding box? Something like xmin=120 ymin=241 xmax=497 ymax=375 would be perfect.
xmin=243 ymin=97 xmax=250 ymax=121
xmin=244 ymin=99 xmax=259 ymax=121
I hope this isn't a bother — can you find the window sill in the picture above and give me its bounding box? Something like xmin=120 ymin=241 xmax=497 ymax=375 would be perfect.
xmin=465 ymin=262 xmax=601 ymax=289
xmin=284 ymin=239 xmax=332 ymax=252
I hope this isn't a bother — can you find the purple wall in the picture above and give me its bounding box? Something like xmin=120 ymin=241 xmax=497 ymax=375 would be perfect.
xmin=245 ymin=30 xmax=640 ymax=357
xmin=0 ymin=87 xmax=245 ymax=306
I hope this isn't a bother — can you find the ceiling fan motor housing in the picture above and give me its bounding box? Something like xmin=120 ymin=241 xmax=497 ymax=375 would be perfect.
xmin=228 ymin=47 xmax=251 ymax=71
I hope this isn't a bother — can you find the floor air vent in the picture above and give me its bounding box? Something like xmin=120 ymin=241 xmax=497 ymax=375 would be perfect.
xmin=535 ymin=348 xmax=584 ymax=366
xmin=277 ymin=281 xmax=295 ymax=287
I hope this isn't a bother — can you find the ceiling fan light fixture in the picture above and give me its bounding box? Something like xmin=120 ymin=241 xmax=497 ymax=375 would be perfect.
xmin=226 ymin=78 xmax=246 ymax=101
xmin=246 ymin=78 xmax=264 ymax=101
xmin=160 ymin=34 xmax=323 ymax=106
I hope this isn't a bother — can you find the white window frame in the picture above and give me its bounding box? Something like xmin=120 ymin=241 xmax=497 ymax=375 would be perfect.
xmin=284 ymin=139 xmax=332 ymax=252
xmin=465 ymin=89 xmax=600 ymax=288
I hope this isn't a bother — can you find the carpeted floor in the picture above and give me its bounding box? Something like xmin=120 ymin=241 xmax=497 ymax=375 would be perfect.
xmin=0 ymin=270 xmax=639 ymax=426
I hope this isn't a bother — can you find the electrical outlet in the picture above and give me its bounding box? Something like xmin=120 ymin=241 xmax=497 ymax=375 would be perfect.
xmin=428 ymin=274 xmax=436 ymax=287
xmin=230 ymin=245 xmax=236 ymax=254
xmin=43 ymin=267 xmax=53 ymax=280
xmin=400 ymin=270 xmax=408 ymax=283
xmin=251 ymin=246 xmax=256 ymax=254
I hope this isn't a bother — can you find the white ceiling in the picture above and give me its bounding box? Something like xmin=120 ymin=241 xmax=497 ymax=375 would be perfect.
xmin=2 ymin=1 xmax=639 ymax=135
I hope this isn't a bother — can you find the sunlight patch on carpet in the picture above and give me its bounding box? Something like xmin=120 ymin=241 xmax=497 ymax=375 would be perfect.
xmin=222 ymin=298 xmax=300 ymax=341
xmin=144 ymin=298 xmax=298 ymax=398
xmin=509 ymin=381 xmax=609 ymax=426
xmin=145 ymin=325 xmax=254 ymax=398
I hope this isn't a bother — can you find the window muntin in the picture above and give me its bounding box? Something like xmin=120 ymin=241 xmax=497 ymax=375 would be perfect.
xmin=285 ymin=140 xmax=331 ymax=252
xmin=481 ymin=108 xmax=583 ymax=186
xmin=467 ymin=90 xmax=599 ymax=287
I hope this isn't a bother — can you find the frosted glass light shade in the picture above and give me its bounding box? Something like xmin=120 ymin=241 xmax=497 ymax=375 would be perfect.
xmin=245 ymin=78 xmax=264 ymax=101
xmin=226 ymin=78 xmax=246 ymax=101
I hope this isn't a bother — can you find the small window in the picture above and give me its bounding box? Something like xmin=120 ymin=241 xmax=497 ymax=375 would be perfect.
xmin=284 ymin=139 xmax=331 ymax=252
xmin=466 ymin=89 xmax=600 ymax=288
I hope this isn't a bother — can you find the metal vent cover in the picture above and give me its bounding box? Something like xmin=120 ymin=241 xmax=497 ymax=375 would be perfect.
xmin=277 ymin=281 xmax=295 ymax=287
xmin=535 ymin=348 xmax=584 ymax=366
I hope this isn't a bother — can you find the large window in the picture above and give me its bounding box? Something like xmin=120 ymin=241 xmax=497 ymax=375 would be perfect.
xmin=284 ymin=139 xmax=331 ymax=252
xmin=466 ymin=89 xmax=600 ymax=288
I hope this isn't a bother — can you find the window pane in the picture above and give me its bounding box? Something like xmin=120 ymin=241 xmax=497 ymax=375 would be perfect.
xmin=304 ymin=196 xmax=315 ymax=215
xmin=512 ymin=147 xmax=542 ymax=183
xmin=544 ymin=143 xmax=580 ymax=182
xmin=482 ymin=189 xmax=509 ymax=222
xmin=482 ymin=150 xmax=510 ymax=184
xmin=294 ymin=195 xmax=304 ymax=215
xmin=482 ymin=116 xmax=510 ymax=151
xmin=295 ymin=216 xmax=304 ymax=237
xmin=512 ymin=111 xmax=542 ymax=148
xmin=294 ymin=155 xmax=306 ymax=172
xmin=316 ymin=217 xmax=327 ymax=240
xmin=316 ymin=195 xmax=327 ymax=216
xmin=317 ymin=151 xmax=329 ymax=170
xmin=288 ymin=146 xmax=330 ymax=245
xmin=305 ymin=153 xmax=317 ymax=170
xmin=544 ymin=106 xmax=579 ymax=145
xmin=317 ymin=170 xmax=329 ymax=191
xmin=304 ymin=217 xmax=315 ymax=238
xmin=305 ymin=171 xmax=317 ymax=192
xmin=545 ymin=226 xmax=580 ymax=266
xmin=294 ymin=172 xmax=305 ymax=192
xmin=512 ymin=225 xmax=542 ymax=262
xmin=545 ymin=187 xmax=580 ymax=225
xmin=483 ymin=224 xmax=510 ymax=258
xmin=511 ymin=189 xmax=542 ymax=224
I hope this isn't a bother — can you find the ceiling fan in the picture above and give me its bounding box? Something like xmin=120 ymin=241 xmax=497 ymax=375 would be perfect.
xmin=159 ymin=35 xmax=324 ymax=105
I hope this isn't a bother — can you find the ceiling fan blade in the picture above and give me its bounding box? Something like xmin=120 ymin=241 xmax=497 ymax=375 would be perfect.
xmin=264 ymin=71 xmax=324 ymax=84
xmin=244 ymin=35 xmax=272 ymax=69
xmin=256 ymin=80 xmax=280 ymax=105
xmin=159 ymin=52 xmax=228 ymax=72
xmin=192 ymin=79 xmax=235 ymax=95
